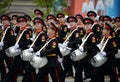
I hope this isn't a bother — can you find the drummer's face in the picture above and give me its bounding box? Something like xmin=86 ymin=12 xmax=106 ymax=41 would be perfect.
xmin=34 ymin=22 xmax=43 ymax=29
xmin=47 ymin=18 xmax=55 ymax=25
xmin=84 ymin=23 xmax=92 ymax=31
xmin=102 ymin=28 xmax=110 ymax=36
xmin=47 ymin=27 xmax=55 ymax=38
xmin=69 ymin=21 xmax=77 ymax=28
xmin=18 ymin=21 xmax=27 ymax=28
xmin=2 ymin=20 xmax=10 ymax=26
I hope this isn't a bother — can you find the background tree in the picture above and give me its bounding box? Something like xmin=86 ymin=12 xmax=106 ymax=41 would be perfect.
xmin=0 ymin=0 xmax=13 ymax=15
xmin=52 ymin=0 xmax=67 ymax=14
xmin=33 ymin=0 xmax=68 ymax=17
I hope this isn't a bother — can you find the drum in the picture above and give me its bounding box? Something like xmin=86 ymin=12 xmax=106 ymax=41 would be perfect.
xmin=90 ymin=52 xmax=107 ymax=67
xmin=58 ymin=43 xmax=71 ymax=56
xmin=20 ymin=50 xmax=34 ymax=61
xmin=5 ymin=46 xmax=21 ymax=57
xmin=115 ymin=49 xmax=120 ymax=59
xmin=30 ymin=55 xmax=48 ymax=68
xmin=70 ymin=48 xmax=87 ymax=61
xmin=0 ymin=45 xmax=3 ymax=51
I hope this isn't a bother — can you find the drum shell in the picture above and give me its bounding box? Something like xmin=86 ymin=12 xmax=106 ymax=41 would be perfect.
xmin=5 ymin=47 xmax=21 ymax=57
xmin=0 ymin=46 xmax=3 ymax=51
xmin=58 ymin=43 xmax=71 ymax=56
xmin=90 ymin=52 xmax=107 ymax=67
xmin=30 ymin=55 xmax=48 ymax=68
xmin=70 ymin=49 xmax=87 ymax=61
xmin=115 ymin=49 xmax=120 ymax=59
xmin=20 ymin=50 xmax=34 ymax=61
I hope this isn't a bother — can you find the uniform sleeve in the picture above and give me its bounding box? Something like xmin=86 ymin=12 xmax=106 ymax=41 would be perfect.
xmin=68 ymin=30 xmax=82 ymax=48
xmin=41 ymin=39 xmax=62 ymax=57
xmin=19 ymin=39 xmax=32 ymax=50
xmin=68 ymin=37 xmax=82 ymax=48
xmin=4 ymin=35 xmax=16 ymax=49
xmin=33 ymin=44 xmax=44 ymax=52
xmin=58 ymin=25 xmax=69 ymax=43
xmin=105 ymin=38 xmax=118 ymax=56
xmin=4 ymin=28 xmax=16 ymax=49
xmin=33 ymin=33 xmax=47 ymax=52
xmin=84 ymin=34 xmax=100 ymax=52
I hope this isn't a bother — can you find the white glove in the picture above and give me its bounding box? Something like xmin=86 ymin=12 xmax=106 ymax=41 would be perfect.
xmin=35 ymin=51 xmax=40 ymax=56
xmin=97 ymin=44 xmax=102 ymax=50
xmin=101 ymin=51 xmax=107 ymax=57
xmin=30 ymin=38 xmax=34 ymax=41
xmin=63 ymin=41 xmax=69 ymax=46
xmin=0 ymin=23 xmax=3 ymax=26
xmin=13 ymin=44 xmax=19 ymax=48
xmin=26 ymin=48 xmax=34 ymax=52
xmin=0 ymin=42 xmax=4 ymax=46
xmin=14 ymin=33 xmax=17 ymax=36
xmin=79 ymin=46 xmax=84 ymax=52
xmin=58 ymin=58 xmax=63 ymax=63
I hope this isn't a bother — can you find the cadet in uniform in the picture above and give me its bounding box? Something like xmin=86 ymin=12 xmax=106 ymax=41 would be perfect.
xmin=20 ymin=15 xmax=33 ymax=76
xmin=0 ymin=15 xmax=16 ymax=80
xmin=114 ymin=17 xmax=120 ymax=30
xmin=45 ymin=14 xmax=57 ymax=37
xmin=87 ymin=11 xmax=97 ymax=22
xmin=11 ymin=15 xmax=18 ymax=28
xmin=46 ymin=14 xmax=57 ymax=26
xmin=57 ymin=24 xmax=69 ymax=43
xmin=93 ymin=23 xmax=119 ymax=82
xmin=92 ymin=24 xmax=103 ymax=40
xmin=0 ymin=15 xmax=11 ymax=30
xmin=75 ymin=14 xmax=84 ymax=27
xmin=98 ymin=15 xmax=104 ymax=28
xmin=22 ymin=17 xmax=47 ymax=82
xmin=35 ymin=22 xmax=64 ymax=82
xmin=1 ymin=16 xmax=33 ymax=82
xmin=114 ymin=17 xmax=120 ymax=77
xmin=74 ymin=18 xmax=100 ymax=82
xmin=102 ymin=15 xmax=112 ymax=25
xmin=24 ymin=15 xmax=32 ymax=28
xmin=20 ymin=14 xmax=32 ymax=76
xmin=34 ymin=9 xmax=44 ymax=18
xmin=62 ymin=16 xmax=82 ymax=77
xmin=0 ymin=15 xmax=15 ymax=69
xmin=56 ymin=13 xmax=69 ymax=43
xmin=56 ymin=13 xmax=65 ymax=26
xmin=83 ymin=23 xmax=102 ymax=81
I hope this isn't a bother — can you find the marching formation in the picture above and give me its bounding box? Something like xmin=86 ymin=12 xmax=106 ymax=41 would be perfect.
xmin=0 ymin=9 xmax=120 ymax=82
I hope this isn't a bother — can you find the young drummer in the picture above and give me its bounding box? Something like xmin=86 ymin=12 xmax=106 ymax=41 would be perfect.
xmin=22 ymin=17 xmax=47 ymax=82
xmin=35 ymin=22 xmax=64 ymax=82
xmin=93 ymin=23 xmax=119 ymax=82
xmin=1 ymin=16 xmax=33 ymax=82
xmin=74 ymin=18 xmax=100 ymax=82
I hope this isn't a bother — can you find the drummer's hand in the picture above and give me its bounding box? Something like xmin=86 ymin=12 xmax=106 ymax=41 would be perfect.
xmin=101 ymin=51 xmax=107 ymax=57
xmin=26 ymin=48 xmax=34 ymax=52
xmin=0 ymin=42 xmax=4 ymax=46
xmin=79 ymin=46 xmax=84 ymax=52
xmin=13 ymin=44 xmax=19 ymax=48
xmin=35 ymin=51 xmax=40 ymax=56
xmin=97 ymin=44 xmax=102 ymax=50
xmin=58 ymin=58 xmax=63 ymax=63
xmin=63 ymin=41 xmax=69 ymax=46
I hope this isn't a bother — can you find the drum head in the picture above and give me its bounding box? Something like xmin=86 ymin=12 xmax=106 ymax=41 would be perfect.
xmin=90 ymin=52 xmax=107 ymax=67
xmin=30 ymin=55 xmax=48 ymax=68
xmin=21 ymin=50 xmax=34 ymax=61
xmin=70 ymin=49 xmax=87 ymax=61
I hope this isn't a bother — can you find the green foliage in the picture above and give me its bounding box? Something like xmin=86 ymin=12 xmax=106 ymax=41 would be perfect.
xmin=33 ymin=0 xmax=68 ymax=17
xmin=0 ymin=0 xmax=13 ymax=15
xmin=34 ymin=0 xmax=55 ymax=7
